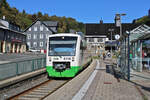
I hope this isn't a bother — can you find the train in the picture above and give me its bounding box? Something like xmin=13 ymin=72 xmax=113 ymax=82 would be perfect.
xmin=46 ymin=33 xmax=87 ymax=78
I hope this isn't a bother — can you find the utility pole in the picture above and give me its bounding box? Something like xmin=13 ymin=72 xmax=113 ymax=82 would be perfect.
xmin=108 ymin=29 xmax=114 ymax=58
xmin=115 ymin=13 xmax=126 ymax=37
xmin=126 ymin=31 xmax=130 ymax=81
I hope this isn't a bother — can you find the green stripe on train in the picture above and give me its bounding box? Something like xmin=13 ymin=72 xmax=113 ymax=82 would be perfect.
xmin=46 ymin=66 xmax=81 ymax=77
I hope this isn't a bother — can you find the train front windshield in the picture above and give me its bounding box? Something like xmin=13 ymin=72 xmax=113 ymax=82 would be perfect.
xmin=49 ymin=36 xmax=77 ymax=56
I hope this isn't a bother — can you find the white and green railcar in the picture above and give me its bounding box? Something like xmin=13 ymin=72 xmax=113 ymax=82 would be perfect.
xmin=46 ymin=33 xmax=86 ymax=77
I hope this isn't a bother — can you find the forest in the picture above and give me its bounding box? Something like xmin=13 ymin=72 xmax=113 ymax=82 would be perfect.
xmin=0 ymin=0 xmax=150 ymax=33
xmin=0 ymin=0 xmax=85 ymax=33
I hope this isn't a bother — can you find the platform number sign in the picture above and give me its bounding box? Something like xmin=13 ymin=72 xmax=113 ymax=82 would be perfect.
xmin=115 ymin=34 xmax=120 ymax=40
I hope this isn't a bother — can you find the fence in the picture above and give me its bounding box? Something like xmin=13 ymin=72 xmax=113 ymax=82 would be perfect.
xmin=0 ymin=57 xmax=46 ymax=81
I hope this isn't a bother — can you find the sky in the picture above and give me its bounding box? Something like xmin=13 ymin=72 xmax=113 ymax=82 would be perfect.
xmin=7 ymin=0 xmax=150 ymax=23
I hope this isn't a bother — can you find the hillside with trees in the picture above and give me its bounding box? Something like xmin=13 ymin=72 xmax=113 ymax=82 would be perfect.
xmin=133 ymin=14 xmax=150 ymax=26
xmin=0 ymin=0 xmax=85 ymax=33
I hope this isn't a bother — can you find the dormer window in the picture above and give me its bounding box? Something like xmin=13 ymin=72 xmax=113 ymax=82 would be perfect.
xmin=46 ymin=27 xmax=49 ymax=31
xmin=29 ymin=28 xmax=31 ymax=31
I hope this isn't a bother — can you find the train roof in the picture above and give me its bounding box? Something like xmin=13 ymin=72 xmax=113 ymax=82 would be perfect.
xmin=48 ymin=33 xmax=80 ymax=37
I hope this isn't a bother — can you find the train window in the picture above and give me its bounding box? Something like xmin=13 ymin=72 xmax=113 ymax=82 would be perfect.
xmin=48 ymin=36 xmax=77 ymax=56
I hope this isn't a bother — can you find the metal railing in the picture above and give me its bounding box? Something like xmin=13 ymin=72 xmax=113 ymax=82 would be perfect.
xmin=0 ymin=57 xmax=46 ymax=81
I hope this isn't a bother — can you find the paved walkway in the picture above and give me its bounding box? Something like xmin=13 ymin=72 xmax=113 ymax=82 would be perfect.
xmin=45 ymin=59 xmax=143 ymax=100
xmin=82 ymin=60 xmax=142 ymax=100
xmin=130 ymin=70 xmax=150 ymax=100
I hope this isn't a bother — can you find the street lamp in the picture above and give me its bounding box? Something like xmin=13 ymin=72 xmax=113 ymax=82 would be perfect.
xmin=108 ymin=28 xmax=114 ymax=58
xmin=115 ymin=13 xmax=126 ymax=37
xmin=126 ymin=31 xmax=130 ymax=81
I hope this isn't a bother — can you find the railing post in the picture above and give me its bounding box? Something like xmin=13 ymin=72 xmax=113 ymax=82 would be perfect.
xmin=32 ymin=59 xmax=34 ymax=71
xmin=16 ymin=62 xmax=19 ymax=75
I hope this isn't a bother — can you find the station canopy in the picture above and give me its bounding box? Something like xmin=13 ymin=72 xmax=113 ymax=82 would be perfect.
xmin=130 ymin=24 xmax=150 ymax=42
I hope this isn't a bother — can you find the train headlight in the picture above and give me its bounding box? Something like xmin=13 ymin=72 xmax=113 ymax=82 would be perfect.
xmin=49 ymin=57 xmax=51 ymax=61
xmin=72 ymin=57 xmax=75 ymax=61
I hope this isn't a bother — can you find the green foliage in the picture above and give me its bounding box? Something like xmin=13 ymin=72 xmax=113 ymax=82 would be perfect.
xmin=0 ymin=0 xmax=85 ymax=32
xmin=135 ymin=16 xmax=150 ymax=26
xmin=92 ymin=56 xmax=100 ymax=59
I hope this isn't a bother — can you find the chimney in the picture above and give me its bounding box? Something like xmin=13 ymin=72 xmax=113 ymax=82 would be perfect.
xmin=2 ymin=16 xmax=5 ymax=20
xmin=148 ymin=9 xmax=150 ymax=18
xmin=100 ymin=18 xmax=103 ymax=24
xmin=115 ymin=14 xmax=121 ymax=27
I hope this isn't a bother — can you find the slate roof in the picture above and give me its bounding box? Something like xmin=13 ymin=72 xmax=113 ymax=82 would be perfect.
xmin=24 ymin=19 xmax=58 ymax=33
xmin=0 ymin=22 xmax=6 ymax=28
xmin=85 ymin=23 xmax=140 ymax=39
xmin=42 ymin=21 xmax=58 ymax=27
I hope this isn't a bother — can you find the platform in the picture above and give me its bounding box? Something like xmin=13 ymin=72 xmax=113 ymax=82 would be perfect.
xmin=0 ymin=68 xmax=46 ymax=89
xmin=44 ymin=59 xmax=143 ymax=100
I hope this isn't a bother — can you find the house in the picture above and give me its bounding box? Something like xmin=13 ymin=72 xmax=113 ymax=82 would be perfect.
xmin=0 ymin=18 xmax=26 ymax=53
xmin=24 ymin=19 xmax=58 ymax=52
xmin=85 ymin=21 xmax=139 ymax=53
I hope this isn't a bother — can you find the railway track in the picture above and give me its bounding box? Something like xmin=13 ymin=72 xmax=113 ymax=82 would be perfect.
xmin=6 ymin=58 xmax=92 ymax=100
xmin=9 ymin=79 xmax=69 ymax=100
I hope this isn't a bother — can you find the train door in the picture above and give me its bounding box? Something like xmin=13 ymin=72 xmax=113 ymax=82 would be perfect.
xmin=0 ymin=41 xmax=2 ymax=53
xmin=80 ymin=40 xmax=84 ymax=66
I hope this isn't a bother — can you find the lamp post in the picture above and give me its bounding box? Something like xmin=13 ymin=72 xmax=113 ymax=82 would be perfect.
xmin=126 ymin=31 xmax=130 ymax=81
xmin=115 ymin=13 xmax=126 ymax=37
xmin=108 ymin=29 xmax=114 ymax=58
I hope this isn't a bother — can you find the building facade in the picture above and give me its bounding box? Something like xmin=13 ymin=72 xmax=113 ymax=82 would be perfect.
xmin=85 ymin=22 xmax=140 ymax=57
xmin=24 ymin=20 xmax=58 ymax=51
xmin=0 ymin=19 xmax=26 ymax=53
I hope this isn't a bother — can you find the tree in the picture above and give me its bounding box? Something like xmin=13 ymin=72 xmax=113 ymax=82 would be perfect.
xmin=135 ymin=16 xmax=150 ymax=26
xmin=0 ymin=0 xmax=85 ymax=32
xmin=0 ymin=0 xmax=10 ymax=10
xmin=31 ymin=14 xmax=37 ymax=22
xmin=37 ymin=11 xmax=42 ymax=19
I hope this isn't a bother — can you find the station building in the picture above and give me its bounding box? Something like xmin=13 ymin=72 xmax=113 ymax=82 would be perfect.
xmin=0 ymin=18 xmax=26 ymax=53
xmin=85 ymin=20 xmax=138 ymax=55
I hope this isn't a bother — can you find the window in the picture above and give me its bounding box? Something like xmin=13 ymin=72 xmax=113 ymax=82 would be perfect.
xmin=40 ymin=34 xmax=43 ymax=39
xmin=23 ymin=37 xmax=25 ymax=42
xmin=27 ymin=34 xmax=31 ymax=39
xmin=7 ymin=34 xmax=10 ymax=38
xmin=40 ymin=26 xmax=43 ymax=31
xmin=34 ymin=27 xmax=37 ymax=31
xmin=40 ymin=42 xmax=43 ymax=47
xmin=97 ymin=38 xmax=103 ymax=42
xmin=19 ymin=36 xmax=21 ymax=40
xmin=33 ymin=42 xmax=37 ymax=47
xmin=49 ymin=36 xmax=77 ymax=56
xmin=89 ymin=38 xmax=94 ymax=42
xmin=27 ymin=42 xmax=30 ymax=47
xmin=11 ymin=35 xmax=14 ymax=39
xmin=29 ymin=28 xmax=31 ymax=31
xmin=27 ymin=34 xmax=30 ymax=39
xmin=46 ymin=34 xmax=49 ymax=39
xmin=33 ymin=34 xmax=37 ymax=39
xmin=16 ymin=35 xmax=18 ymax=39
